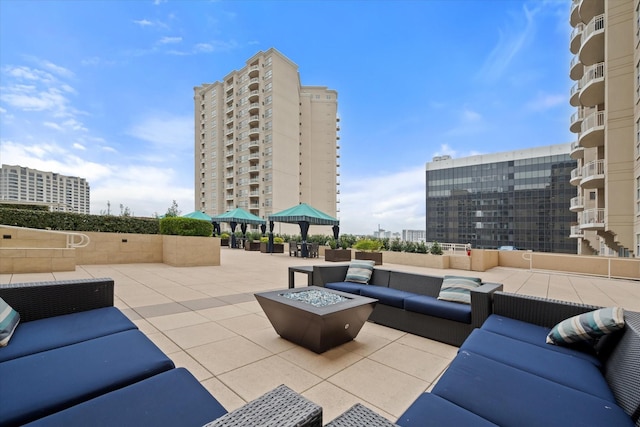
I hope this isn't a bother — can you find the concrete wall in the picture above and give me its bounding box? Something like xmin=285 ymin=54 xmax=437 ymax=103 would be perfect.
xmin=0 ymin=226 xmax=221 ymax=273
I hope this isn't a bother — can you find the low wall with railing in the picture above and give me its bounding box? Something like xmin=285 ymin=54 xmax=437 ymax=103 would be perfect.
xmin=0 ymin=226 xmax=221 ymax=273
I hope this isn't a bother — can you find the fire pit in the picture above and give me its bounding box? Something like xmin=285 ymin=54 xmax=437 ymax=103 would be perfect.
xmin=255 ymin=286 xmax=377 ymax=353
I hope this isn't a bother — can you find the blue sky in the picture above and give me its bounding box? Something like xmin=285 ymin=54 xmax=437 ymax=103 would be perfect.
xmin=0 ymin=0 xmax=573 ymax=235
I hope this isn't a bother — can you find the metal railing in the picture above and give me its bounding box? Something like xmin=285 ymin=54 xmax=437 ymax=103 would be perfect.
xmin=583 ymin=159 xmax=605 ymax=177
xmin=581 ymin=62 xmax=604 ymax=88
xmin=581 ymin=110 xmax=604 ymax=134
xmin=0 ymin=225 xmax=90 ymax=249
xmin=582 ymin=14 xmax=604 ymax=43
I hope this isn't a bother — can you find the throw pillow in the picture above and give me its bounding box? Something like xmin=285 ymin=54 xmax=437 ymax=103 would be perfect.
xmin=546 ymin=307 xmax=625 ymax=346
xmin=437 ymin=275 xmax=482 ymax=305
xmin=345 ymin=260 xmax=376 ymax=284
xmin=0 ymin=297 xmax=20 ymax=347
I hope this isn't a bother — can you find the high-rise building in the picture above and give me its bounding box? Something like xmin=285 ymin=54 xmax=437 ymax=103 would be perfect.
xmin=194 ymin=48 xmax=340 ymax=234
xmin=0 ymin=164 xmax=90 ymax=214
xmin=402 ymin=229 xmax=427 ymax=243
xmin=568 ymin=0 xmax=638 ymax=257
xmin=425 ymin=145 xmax=577 ymax=253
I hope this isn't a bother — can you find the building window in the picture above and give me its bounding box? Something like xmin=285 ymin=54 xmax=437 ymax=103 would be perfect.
xmin=264 ymin=70 xmax=272 ymax=80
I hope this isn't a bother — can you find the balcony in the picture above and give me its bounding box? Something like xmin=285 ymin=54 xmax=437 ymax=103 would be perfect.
xmin=569 ymin=225 xmax=584 ymax=238
xmin=580 ymin=208 xmax=605 ymax=230
xmin=248 ymin=103 xmax=260 ymax=114
xmin=580 ymin=159 xmax=605 ymax=189
xmin=569 ymin=55 xmax=583 ymax=81
xmin=578 ymin=0 xmax=604 ymax=28
xmin=570 ymin=141 xmax=584 ymax=160
xmin=579 ymin=62 xmax=604 ymax=107
xmin=579 ymin=110 xmax=604 ymax=148
xmin=570 ymin=0 xmax=581 ymax=26
xmin=570 ymin=23 xmax=584 ymax=54
xmin=569 ymin=107 xmax=584 ymax=133
xmin=569 ymin=81 xmax=581 ymax=107
xmin=570 ymin=196 xmax=585 ymax=212
xmin=248 ymin=65 xmax=259 ymax=78
xmin=570 ymin=167 xmax=583 ymax=186
xmin=248 ymin=90 xmax=259 ymax=102
xmin=248 ymin=115 xmax=260 ymax=125
xmin=579 ymin=14 xmax=604 ymax=66
xmin=248 ymin=77 xmax=260 ymax=90
xmin=225 ymin=127 xmax=234 ymax=137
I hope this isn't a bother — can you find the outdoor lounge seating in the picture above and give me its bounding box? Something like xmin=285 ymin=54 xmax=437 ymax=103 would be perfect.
xmin=0 ymin=278 xmax=321 ymax=426
xmin=394 ymin=292 xmax=640 ymax=426
xmin=312 ymin=264 xmax=503 ymax=346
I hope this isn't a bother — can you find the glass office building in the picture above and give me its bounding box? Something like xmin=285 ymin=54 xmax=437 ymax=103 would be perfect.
xmin=425 ymin=144 xmax=577 ymax=253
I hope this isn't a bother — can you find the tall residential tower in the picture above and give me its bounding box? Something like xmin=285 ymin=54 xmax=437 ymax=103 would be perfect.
xmin=194 ymin=49 xmax=340 ymax=233
xmin=568 ymin=0 xmax=638 ymax=257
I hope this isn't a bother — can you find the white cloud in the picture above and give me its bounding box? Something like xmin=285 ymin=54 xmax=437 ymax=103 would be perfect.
xmin=73 ymin=143 xmax=86 ymax=150
xmin=127 ymin=114 xmax=192 ymax=150
xmin=133 ymin=19 xmax=153 ymax=26
xmin=525 ymin=92 xmax=566 ymax=111
xmin=158 ymin=36 xmax=182 ymax=44
xmin=339 ymin=166 xmax=426 ymax=235
xmin=43 ymin=121 xmax=64 ymax=131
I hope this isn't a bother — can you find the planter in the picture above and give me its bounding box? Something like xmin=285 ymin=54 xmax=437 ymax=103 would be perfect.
xmin=324 ymin=249 xmax=352 ymax=262
xmin=245 ymin=241 xmax=261 ymax=251
xmin=260 ymin=242 xmax=284 ymax=253
xmin=355 ymin=251 xmax=383 ymax=265
xmin=220 ymin=238 xmax=229 ymax=247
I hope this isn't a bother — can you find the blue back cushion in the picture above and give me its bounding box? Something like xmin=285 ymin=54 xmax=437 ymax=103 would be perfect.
xmin=460 ymin=329 xmax=614 ymax=401
xmin=0 ymin=330 xmax=174 ymax=426
xmin=432 ymin=351 xmax=633 ymax=427
xmin=25 ymin=368 xmax=227 ymax=427
xmin=0 ymin=307 xmax=137 ymax=363
xmin=481 ymin=315 xmax=601 ymax=366
xmin=325 ymin=282 xmax=366 ymax=295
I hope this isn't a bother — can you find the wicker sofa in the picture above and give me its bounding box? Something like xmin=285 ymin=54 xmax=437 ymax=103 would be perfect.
xmin=312 ymin=264 xmax=503 ymax=346
xmin=0 ymin=278 xmax=322 ymax=427
xmin=395 ymin=292 xmax=640 ymax=426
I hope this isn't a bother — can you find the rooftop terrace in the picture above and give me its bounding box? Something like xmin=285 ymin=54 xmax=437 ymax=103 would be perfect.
xmin=2 ymin=250 xmax=639 ymax=423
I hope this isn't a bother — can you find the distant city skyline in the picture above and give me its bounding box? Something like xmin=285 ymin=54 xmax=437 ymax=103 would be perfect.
xmin=0 ymin=0 xmax=573 ymax=234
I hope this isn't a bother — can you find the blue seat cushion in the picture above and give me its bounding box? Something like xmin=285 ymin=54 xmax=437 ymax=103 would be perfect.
xmin=0 ymin=329 xmax=175 ymax=426
xmin=404 ymin=295 xmax=471 ymax=324
xmin=359 ymin=286 xmax=416 ymax=308
xmin=396 ymin=392 xmax=497 ymax=426
xmin=432 ymin=351 xmax=633 ymax=427
xmin=481 ymin=314 xmax=601 ymax=366
xmin=24 ymin=368 xmax=227 ymax=427
xmin=460 ymin=329 xmax=615 ymax=401
xmin=0 ymin=307 xmax=137 ymax=363
xmin=325 ymin=282 xmax=366 ymax=295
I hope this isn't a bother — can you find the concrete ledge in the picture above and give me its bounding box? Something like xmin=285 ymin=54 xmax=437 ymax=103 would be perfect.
xmin=0 ymin=248 xmax=76 ymax=273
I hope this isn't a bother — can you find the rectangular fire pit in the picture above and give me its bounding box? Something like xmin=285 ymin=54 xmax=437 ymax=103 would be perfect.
xmin=255 ymin=286 xmax=377 ymax=353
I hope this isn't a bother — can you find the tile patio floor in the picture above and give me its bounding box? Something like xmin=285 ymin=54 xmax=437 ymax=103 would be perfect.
xmin=2 ymin=249 xmax=639 ymax=423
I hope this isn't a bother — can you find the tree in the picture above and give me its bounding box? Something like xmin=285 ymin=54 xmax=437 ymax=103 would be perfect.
xmin=165 ymin=200 xmax=180 ymax=217
xmin=119 ymin=204 xmax=132 ymax=217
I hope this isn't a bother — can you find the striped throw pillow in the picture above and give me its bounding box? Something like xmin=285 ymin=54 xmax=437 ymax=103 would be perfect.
xmin=546 ymin=307 xmax=625 ymax=345
xmin=345 ymin=260 xmax=376 ymax=284
xmin=437 ymin=275 xmax=482 ymax=305
xmin=0 ymin=297 xmax=20 ymax=347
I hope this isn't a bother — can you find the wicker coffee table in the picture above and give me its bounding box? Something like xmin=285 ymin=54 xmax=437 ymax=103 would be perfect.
xmin=255 ymin=287 xmax=377 ymax=353
xmin=203 ymin=384 xmax=322 ymax=427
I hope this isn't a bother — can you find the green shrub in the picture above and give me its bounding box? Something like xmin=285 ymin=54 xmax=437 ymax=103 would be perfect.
xmin=327 ymin=238 xmax=338 ymax=249
xmin=159 ymin=217 xmax=212 ymax=236
xmin=220 ymin=232 xmax=230 ymax=239
xmin=260 ymin=236 xmax=269 ymax=243
xmin=430 ymin=241 xmax=443 ymax=255
xmin=353 ymin=238 xmax=383 ymax=252
xmin=403 ymin=241 xmax=417 ymax=253
xmin=0 ymin=208 xmax=159 ymax=234
xmin=416 ymin=241 xmax=428 ymax=254
xmin=390 ymin=238 xmax=403 ymax=252
xmin=274 ymin=236 xmax=284 ymax=244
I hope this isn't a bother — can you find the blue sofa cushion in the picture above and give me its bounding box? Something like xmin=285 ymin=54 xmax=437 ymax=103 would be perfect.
xmin=432 ymin=351 xmax=634 ymax=427
xmin=0 ymin=296 xmax=20 ymax=347
xmin=0 ymin=307 xmax=138 ymax=363
xmin=360 ymin=286 xmax=416 ymax=308
xmin=396 ymin=392 xmax=498 ymax=426
xmin=403 ymin=295 xmax=472 ymax=324
xmin=481 ymin=314 xmax=601 ymax=366
xmin=24 ymin=368 xmax=227 ymax=427
xmin=547 ymin=307 xmax=625 ymax=345
xmin=0 ymin=329 xmax=175 ymax=426
xmin=460 ymin=329 xmax=615 ymax=401
xmin=325 ymin=282 xmax=367 ymax=295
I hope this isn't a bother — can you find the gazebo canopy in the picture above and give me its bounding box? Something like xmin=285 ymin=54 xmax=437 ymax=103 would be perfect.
xmin=211 ymin=208 xmax=266 ymax=225
xmin=182 ymin=211 xmax=212 ymax=221
xmin=268 ymin=203 xmax=339 ymax=226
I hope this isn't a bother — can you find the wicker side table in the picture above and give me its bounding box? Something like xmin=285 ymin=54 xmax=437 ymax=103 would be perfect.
xmin=325 ymin=403 xmax=399 ymax=427
xmin=203 ymin=384 xmax=322 ymax=427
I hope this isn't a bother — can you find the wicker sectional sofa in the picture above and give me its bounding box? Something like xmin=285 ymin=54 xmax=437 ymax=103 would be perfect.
xmin=0 ymin=278 xmax=322 ymax=427
xmin=312 ymin=264 xmax=503 ymax=346
xmin=395 ymin=292 xmax=640 ymax=426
